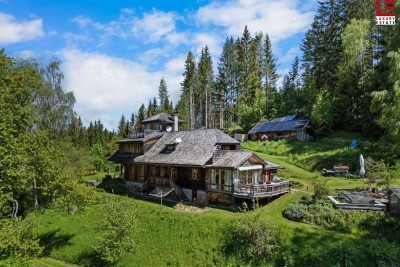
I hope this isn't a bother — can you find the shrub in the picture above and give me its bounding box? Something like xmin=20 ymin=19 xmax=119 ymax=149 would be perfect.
xmin=299 ymin=194 xmax=313 ymax=205
xmin=223 ymin=214 xmax=283 ymax=265
xmin=92 ymin=200 xmax=138 ymax=265
xmin=283 ymin=203 xmax=310 ymax=222
xmin=312 ymin=179 xmax=331 ymax=200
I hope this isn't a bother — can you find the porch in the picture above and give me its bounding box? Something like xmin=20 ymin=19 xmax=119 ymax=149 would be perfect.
xmin=208 ymin=166 xmax=289 ymax=198
xmin=233 ymin=181 xmax=289 ymax=198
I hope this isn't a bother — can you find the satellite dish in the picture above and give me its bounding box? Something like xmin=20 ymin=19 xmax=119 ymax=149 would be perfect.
xmin=175 ymin=137 xmax=182 ymax=143
xmin=166 ymin=126 xmax=172 ymax=132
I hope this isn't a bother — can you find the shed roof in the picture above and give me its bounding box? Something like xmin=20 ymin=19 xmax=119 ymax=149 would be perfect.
xmin=141 ymin=113 xmax=185 ymax=124
xmin=248 ymin=116 xmax=310 ymax=134
xmin=134 ymin=129 xmax=239 ymax=166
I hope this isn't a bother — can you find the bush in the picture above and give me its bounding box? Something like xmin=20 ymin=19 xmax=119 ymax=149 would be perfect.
xmin=223 ymin=214 xmax=283 ymax=265
xmin=312 ymin=179 xmax=331 ymax=200
xmin=283 ymin=203 xmax=310 ymax=222
xmin=299 ymin=194 xmax=313 ymax=205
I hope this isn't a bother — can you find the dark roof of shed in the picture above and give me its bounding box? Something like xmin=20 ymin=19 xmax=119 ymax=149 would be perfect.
xmin=141 ymin=113 xmax=185 ymax=124
xmin=134 ymin=129 xmax=239 ymax=166
xmin=248 ymin=116 xmax=310 ymax=135
xmin=108 ymin=151 xmax=140 ymax=163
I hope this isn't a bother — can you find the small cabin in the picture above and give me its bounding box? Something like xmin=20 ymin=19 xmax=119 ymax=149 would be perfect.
xmin=333 ymin=165 xmax=349 ymax=177
xmin=248 ymin=116 xmax=314 ymax=142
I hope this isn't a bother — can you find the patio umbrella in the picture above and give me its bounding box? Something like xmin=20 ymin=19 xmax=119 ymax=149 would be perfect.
xmin=359 ymin=154 xmax=365 ymax=177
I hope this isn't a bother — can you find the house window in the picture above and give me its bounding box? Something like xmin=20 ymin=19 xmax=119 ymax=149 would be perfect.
xmin=191 ymin=168 xmax=200 ymax=181
xmin=150 ymin=166 xmax=156 ymax=177
xmin=138 ymin=164 xmax=145 ymax=181
xmin=171 ymin=168 xmax=177 ymax=180
xmin=210 ymin=169 xmax=231 ymax=191
xmin=160 ymin=167 xmax=166 ymax=178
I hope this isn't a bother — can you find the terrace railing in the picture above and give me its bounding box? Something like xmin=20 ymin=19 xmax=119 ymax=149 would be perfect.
xmin=233 ymin=181 xmax=289 ymax=198
xmin=128 ymin=129 xmax=160 ymax=139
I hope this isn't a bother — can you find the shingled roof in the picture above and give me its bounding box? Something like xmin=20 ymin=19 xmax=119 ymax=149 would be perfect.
xmin=108 ymin=151 xmax=141 ymax=163
xmin=134 ymin=129 xmax=239 ymax=166
xmin=248 ymin=116 xmax=310 ymax=135
xmin=141 ymin=113 xmax=185 ymax=124
xmin=208 ymin=151 xmax=253 ymax=168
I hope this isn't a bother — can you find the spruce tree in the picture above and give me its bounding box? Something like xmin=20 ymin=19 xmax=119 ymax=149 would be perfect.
xmin=181 ymin=51 xmax=196 ymax=129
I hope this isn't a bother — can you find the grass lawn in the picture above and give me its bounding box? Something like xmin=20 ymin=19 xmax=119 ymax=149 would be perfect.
xmin=33 ymin=257 xmax=78 ymax=267
xmin=31 ymin=132 xmax=399 ymax=266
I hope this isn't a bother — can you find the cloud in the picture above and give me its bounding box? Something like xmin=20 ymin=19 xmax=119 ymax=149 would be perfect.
xmin=13 ymin=50 xmax=35 ymax=59
xmin=72 ymin=15 xmax=92 ymax=28
xmin=196 ymin=0 xmax=314 ymax=42
xmin=280 ymin=47 xmax=300 ymax=64
xmin=61 ymin=49 xmax=182 ymax=129
xmin=0 ymin=13 xmax=44 ymax=44
xmin=131 ymin=9 xmax=177 ymax=42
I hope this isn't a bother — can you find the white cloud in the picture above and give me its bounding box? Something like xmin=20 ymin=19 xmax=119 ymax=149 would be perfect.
xmin=13 ymin=50 xmax=35 ymax=59
xmin=131 ymin=9 xmax=177 ymax=42
xmin=193 ymin=32 xmax=222 ymax=57
xmin=72 ymin=15 xmax=92 ymax=28
xmin=196 ymin=0 xmax=314 ymax=43
xmin=0 ymin=13 xmax=44 ymax=44
xmin=280 ymin=47 xmax=300 ymax=64
xmin=61 ymin=49 xmax=182 ymax=129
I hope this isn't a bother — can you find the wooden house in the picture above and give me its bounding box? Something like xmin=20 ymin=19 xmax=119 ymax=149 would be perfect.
xmin=248 ymin=116 xmax=314 ymax=141
xmin=109 ymin=114 xmax=289 ymax=206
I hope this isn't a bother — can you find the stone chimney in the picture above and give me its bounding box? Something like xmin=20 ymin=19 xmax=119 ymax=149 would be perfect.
xmin=173 ymin=113 xmax=179 ymax=132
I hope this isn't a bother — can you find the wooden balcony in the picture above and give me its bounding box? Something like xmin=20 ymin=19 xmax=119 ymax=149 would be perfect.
xmin=233 ymin=181 xmax=289 ymax=198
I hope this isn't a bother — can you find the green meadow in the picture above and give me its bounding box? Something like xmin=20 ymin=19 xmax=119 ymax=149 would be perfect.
xmin=31 ymin=133 xmax=400 ymax=266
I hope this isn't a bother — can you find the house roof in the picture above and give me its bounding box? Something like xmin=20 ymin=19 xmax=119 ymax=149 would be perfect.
xmin=134 ymin=129 xmax=239 ymax=166
xmin=108 ymin=151 xmax=141 ymax=163
xmin=117 ymin=132 xmax=165 ymax=143
xmin=141 ymin=113 xmax=185 ymax=124
xmin=208 ymin=151 xmax=254 ymax=168
xmin=248 ymin=116 xmax=310 ymax=134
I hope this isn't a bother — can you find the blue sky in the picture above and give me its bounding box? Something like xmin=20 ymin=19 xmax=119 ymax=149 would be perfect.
xmin=0 ymin=0 xmax=317 ymax=130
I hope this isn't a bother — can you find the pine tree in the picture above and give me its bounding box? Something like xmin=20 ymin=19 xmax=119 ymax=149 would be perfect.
xmin=262 ymin=34 xmax=279 ymax=120
xmin=280 ymin=57 xmax=302 ymax=116
xmin=135 ymin=104 xmax=146 ymax=131
xmin=181 ymin=51 xmax=196 ymax=129
xmin=117 ymin=114 xmax=126 ymax=137
xmin=197 ymin=46 xmax=215 ymax=128
xmin=158 ymin=78 xmax=169 ymax=113
xmin=146 ymin=99 xmax=153 ymax=118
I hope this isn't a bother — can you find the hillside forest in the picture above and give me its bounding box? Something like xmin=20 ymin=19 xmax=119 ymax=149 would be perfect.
xmin=1 ymin=0 xmax=400 ymax=265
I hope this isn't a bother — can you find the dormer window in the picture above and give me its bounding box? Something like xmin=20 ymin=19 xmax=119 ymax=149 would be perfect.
xmin=161 ymin=143 xmax=177 ymax=154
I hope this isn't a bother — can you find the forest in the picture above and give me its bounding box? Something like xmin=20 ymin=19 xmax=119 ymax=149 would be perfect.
xmin=118 ymin=0 xmax=400 ymax=158
xmin=1 ymin=0 xmax=400 ymax=265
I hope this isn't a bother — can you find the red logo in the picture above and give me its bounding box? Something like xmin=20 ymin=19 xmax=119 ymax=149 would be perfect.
xmin=376 ymin=0 xmax=395 ymax=16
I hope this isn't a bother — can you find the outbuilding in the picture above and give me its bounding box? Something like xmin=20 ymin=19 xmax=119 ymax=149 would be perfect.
xmin=248 ymin=116 xmax=314 ymax=141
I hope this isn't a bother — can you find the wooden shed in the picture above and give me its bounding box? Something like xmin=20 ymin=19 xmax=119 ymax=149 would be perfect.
xmin=248 ymin=116 xmax=314 ymax=142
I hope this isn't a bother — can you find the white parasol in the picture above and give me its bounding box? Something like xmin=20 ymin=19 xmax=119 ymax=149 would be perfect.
xmin=359 ymin=154 xmax=365 ymax=177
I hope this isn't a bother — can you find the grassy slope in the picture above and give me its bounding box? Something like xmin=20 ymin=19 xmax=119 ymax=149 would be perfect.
xmin=33 ymin=132 xmax=399 ymax=266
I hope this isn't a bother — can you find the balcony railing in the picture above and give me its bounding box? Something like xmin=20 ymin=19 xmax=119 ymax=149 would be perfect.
xmin=233 ymin=181 xmax=289 ymax=197
xmin=128 ymin=129 xmax=160 ymax=139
